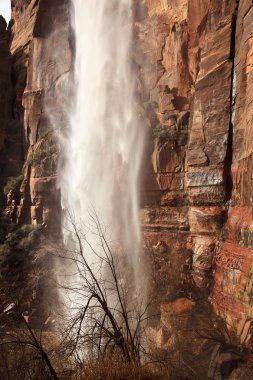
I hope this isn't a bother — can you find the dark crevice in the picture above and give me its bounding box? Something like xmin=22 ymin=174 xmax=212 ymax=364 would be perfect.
xmin=224 ymin=0 xmax=240 ymax=202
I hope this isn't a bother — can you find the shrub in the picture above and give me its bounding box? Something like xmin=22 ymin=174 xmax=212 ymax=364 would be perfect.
xmin=20 ymin=224 xmax=41 ymax=235
xmin=5 ymin=231 xmax=19 ymax=247
xmin=27 ymin=150 xmax=47 ymax=165
xmin=0 ymin=223 xmax=42 ymax=307
xmin=3 ymin=175 xmax=23 ymax=195
xmin=0 ymin=243 xmax=11 ymax=258
xmin=5 ymin=224 xmax=41 ymax=248
xmin=27 ymin=144 xmax=58 ymax=166
xmin=38 ymin=125 xmax=55 ymax=140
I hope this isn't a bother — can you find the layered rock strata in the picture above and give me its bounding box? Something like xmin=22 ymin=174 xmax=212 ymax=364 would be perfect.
xmin=1 ymin=0 xmax=253 ymax=346
xmin=136 ymin=0 xmax=230 ymax=297
xmin=137 ymin=0 xmax=253 ymax=331
xmin=3 ymin=0 xmax=72 ymax=233
xmin=213 ymin=0 xmax=253 ymax=325
xmin=0 ymin=15 xmax=23 ymax=210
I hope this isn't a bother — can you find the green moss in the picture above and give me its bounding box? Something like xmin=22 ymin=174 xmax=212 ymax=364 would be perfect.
xmin=37 ymin=126 xmax=54 ymax=140
xmin=152 ymin=124 xmax=168 ymax=138
xmin=28 ymin=150 xmax=47 ymax=164
xmin=26 ymin=135 xmax=58 ymax=166
xmin=3 ymin=175 xmax=23 ymax=195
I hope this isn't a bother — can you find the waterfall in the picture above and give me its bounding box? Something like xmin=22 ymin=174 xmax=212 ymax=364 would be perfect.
xmin=60 ymin=0 xmax=144 ymax=274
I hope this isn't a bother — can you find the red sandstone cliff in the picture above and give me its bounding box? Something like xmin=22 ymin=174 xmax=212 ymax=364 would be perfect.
xmin=2 ymin=0 xmax=72 ymax=232
xmin=1 ymin=0 xmax=253 ymax=368
xmin=137 ymin=0 xmax=253 ymax=333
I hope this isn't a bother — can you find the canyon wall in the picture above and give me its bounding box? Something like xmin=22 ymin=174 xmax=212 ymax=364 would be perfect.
xmin=213 ymin=0 xmax=253 ymax=325
xmin=137 ymin=0 xmax=253 ymax=334
xmin=1 ymin=0 xmax=253 ymax=351
xmin=2 ymin=0 xmax=72 ymax=233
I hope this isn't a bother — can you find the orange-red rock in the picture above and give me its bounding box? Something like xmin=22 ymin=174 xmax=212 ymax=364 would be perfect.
xmin=3 ymin=0 xmax=72 ymax=231
xmin=2 ymin=0 xmax=253 ymax=336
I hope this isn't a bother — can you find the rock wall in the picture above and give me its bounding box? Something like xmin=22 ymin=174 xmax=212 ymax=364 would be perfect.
xmin=0 ymin=16 xmax=11 ymax=153
xmin=0 ymin=14 xmax=23 ymax=209
xmin=3 ymin=0 xmax=72 ymax=233
xmin=1 ymin=0 xmax=253 ymax=345
xmin=213 ymin=0 xmax=253 ymax=326
xmin=137 ymin=0 xmax=253 ymax=331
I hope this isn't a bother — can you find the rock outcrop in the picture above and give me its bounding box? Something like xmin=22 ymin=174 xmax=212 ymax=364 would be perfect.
xmin=0 ymin=16 xmax=10 ymax=152
xmin=213 ymin=0 xmax=253 ymax=326
xmin=3 ymin=0 xmax=72 ymax=232
xmin=0 ymin=14 xmax=23 ymax=210
xmin=137 ymin=0 xmax=253 ymax=333
xmin=1 ymin=0 xmax=253 ymax=360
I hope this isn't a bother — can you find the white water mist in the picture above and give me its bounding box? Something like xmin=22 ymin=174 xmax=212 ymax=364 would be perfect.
xmin=60 ymin=0 xmax=144 ymax=273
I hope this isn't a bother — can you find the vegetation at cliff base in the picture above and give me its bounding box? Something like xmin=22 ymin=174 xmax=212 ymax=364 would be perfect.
xmin=3 ymin=175 xmax=23 ymax=195
xmin=0 ymin=222 xmax=42 ymax=306
xmin=0 ymin=215 xmax=178 ymax=380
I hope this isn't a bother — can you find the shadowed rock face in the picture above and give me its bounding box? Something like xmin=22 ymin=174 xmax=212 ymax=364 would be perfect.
xmin=0 ymin=15 xmax=22 ymax=210
xmin=0 ymin=16 xmax=10 ymax=151
xmin=3 ymin=0 xmax=72 ymax=232
xmin=1 ymin=0 xmax=253 ymax=340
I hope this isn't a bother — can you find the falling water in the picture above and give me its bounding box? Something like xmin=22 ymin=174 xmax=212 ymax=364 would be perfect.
xmin=60 ymin=0 xmax=144 ymax=274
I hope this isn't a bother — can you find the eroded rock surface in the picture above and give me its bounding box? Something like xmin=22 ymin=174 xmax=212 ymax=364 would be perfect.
xmin=0 ymin=14 xmax=23 ymax=211
xmin=137 ymin=0 xmax=253 ymax=332
xmin=1 ymin=0 xmax=253 ymax=355
xmin=213 ymin=0 xmax=253 ymax=326
xmin=3 ymin=0 xmax=72 ymax=232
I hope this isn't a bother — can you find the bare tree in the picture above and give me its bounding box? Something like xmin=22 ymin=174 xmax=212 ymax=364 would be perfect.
xmin=0 ymin=304 xmax=59 ymax=380
xmin=58 ymin=210 xmax=150 ymax=366
xmin=0 ymin=211 xmax=160 ymax=379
